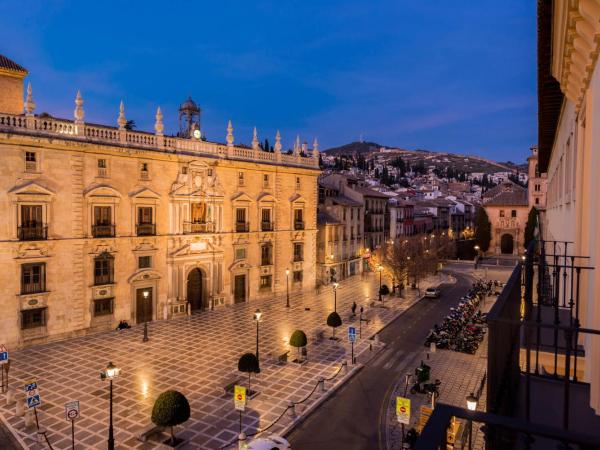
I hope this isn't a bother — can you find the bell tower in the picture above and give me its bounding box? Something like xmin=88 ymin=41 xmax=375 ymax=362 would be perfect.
xmin=178 ymin=96 xmax=201 ymax=138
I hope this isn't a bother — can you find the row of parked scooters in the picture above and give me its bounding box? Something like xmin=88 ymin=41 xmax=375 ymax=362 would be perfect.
xmin=424 ymin=281 xmax=491 ymax=354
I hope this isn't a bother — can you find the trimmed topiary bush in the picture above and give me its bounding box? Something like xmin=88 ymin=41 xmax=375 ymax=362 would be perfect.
xmin=289 ymin=330 xmax=308 ymax=361
xmin=327 ymin=312 xmax=342 ymax=339
xmin=379 ymin=284 xmax=390 ymax=296
xmin=238 ymin=352 xmax=260 ymax=393
xmin=151 ymin=390 xmax=190 ymax=446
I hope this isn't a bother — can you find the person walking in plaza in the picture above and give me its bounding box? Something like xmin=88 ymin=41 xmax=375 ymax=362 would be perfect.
xmin=351 ymin=301 xmax=357 ymax=317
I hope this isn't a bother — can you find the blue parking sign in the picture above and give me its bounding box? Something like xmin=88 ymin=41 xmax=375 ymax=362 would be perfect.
xmin=348 ymin=326 xmax=356 ymax=343
xmin=0 ymin=352 xmax=7 ymax=363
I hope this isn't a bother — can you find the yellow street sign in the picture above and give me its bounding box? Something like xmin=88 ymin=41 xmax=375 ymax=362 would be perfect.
xmin=396 ymin=396 xmax=410 ymax=424
xmin=234 ymin=385 xmax=246 ymax=411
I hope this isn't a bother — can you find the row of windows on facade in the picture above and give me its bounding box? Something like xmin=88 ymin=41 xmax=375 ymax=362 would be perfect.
xmin=17 ymin=204 xmax=305 ymax=240
xmin=24 ymin=151 xmax=304 ymax=190
xmin=18 ymin=262 xmax=304 ymax=330
xmin=19 ymin=242 xmax=303 ymax=296
xmin=499 ymin=210 xmax=519 ymax=218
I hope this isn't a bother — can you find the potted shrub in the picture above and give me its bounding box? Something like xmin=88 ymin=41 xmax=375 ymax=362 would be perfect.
xmin=238 ymin=352 xmax=260 ymax=395
xmin=379 ymin=284 xmax=390 ymax=306
xmin=327 ymin=312 xmax=342 ymax=340
xmin=289 ymin=330 xmax=308 ymax=363
xmin=151 ymin=390 xmax=190 ymax=447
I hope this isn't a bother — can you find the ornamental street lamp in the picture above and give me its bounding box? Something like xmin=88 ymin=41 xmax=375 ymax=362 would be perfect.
xmin=378 ymin=265 xmax=383 ymax=302
xmin=333 ymin=282 xmax=339 ymax=312
xmin=100 ymin=362 xmax=120 ymax=450
xmin=253 ymin=309 xmax=262 ymax=364
xmin=466 ymin=393 xmax=477 ymax=450
xmin=142 ymin=290 xmax=150 ymax=342
xmin=285 ymin=268 xmax=290 ymax=308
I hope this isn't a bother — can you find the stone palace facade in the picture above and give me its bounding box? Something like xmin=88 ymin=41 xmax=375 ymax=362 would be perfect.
xmin=0 ymin=55 xmax=320 ymax=349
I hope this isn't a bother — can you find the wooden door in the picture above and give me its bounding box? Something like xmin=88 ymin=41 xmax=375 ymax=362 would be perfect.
xmin=136 ymin=288 xmax=153 ymax=323
xmin=234 ymin=275 xmax=246 ymax=303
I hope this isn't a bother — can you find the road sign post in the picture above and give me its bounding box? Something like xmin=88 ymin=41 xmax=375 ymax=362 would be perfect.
xmin=234 ymin=385 xmax=246 ymax=433
xmin=0 ymin=345 xmax=8 ymax=393
xmin=65 ymin=401 xmax=80 ymax=450
xmin=348 ymin=327 xmax=356 ymax=364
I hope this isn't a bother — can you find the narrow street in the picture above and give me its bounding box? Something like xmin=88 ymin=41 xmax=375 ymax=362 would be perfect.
xmin=288 ymin=271 xmax=474 ymax=450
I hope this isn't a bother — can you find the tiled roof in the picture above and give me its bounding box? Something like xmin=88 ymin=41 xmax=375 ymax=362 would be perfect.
xmin=484 ymin=190 xmax=528 ymax=206
xmin=331 ymin=195 xmax=362 ymax=207
xmin=352 ymin=186 xmax=390 ymax=198
xmin=0 ymin=55 xmax=27 ymax=73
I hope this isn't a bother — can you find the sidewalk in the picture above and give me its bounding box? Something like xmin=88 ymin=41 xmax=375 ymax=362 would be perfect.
xmin=0 ymin=272 xmax=448 ymax=450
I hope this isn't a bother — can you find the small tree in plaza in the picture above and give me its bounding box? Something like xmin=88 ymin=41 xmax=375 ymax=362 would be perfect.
xmin=151 ymin=390 xmax=191 ymax=446
xmin=474 ymin=208 xmax=492 ymax=253
xmin=289 ymin=329 xmax=308 ymax=362
xmin=238 ymin=352 xmax=260 ymax=393
xmin=524 ymin=207 xmax=539 ymax=250
xmin=327 ymin=312 xmax=342 ymax=339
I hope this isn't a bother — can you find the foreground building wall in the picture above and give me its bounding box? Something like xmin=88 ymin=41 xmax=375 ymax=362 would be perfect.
xmin=539 ymin=0 xmax=600 ymax=414
xmin=0 ymin=56 xmax=320 ymax=349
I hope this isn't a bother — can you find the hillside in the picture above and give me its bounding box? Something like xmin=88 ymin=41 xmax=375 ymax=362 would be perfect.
xmin=323 ymin=141 xmax=527 ymax=174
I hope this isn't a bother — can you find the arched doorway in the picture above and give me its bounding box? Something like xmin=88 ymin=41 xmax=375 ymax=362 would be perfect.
xmin=187 ymin=268 xmax=205 ymax=312
xmin=500 ymin=234 xmax=514 ymax=255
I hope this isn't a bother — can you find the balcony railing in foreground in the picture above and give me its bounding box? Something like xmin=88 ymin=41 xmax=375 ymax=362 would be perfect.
xmin=414 ymin=403 xmax=600 ymax=450
xmin=183 ymin=222 xmax=215 ymax=234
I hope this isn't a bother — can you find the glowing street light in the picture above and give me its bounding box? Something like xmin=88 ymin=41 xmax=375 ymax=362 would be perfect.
xmin=285 ymin=268 xmax=290 ymax=308
xmin=253 ymin=309 xmax=262 ymax=364
xmin=333 ymin=282 xmax=339 ymax=312
xmin=100 ymin=362 xmax=120 ymax=450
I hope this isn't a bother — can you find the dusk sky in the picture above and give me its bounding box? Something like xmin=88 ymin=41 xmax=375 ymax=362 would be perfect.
xmin=0 ymin=1 xmax=535 ymax=162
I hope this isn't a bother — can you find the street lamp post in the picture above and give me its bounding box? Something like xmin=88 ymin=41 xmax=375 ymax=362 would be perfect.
xmin=285 ymin=268 xmax=290 ymax=308
xmin=253 ymin=309 xmax=262 ymax=364
xmin=378 ymin=265 xmax=383 ymax=302
xmin=100 ymin=362 xmax=120 ymax=450
xmin=332 ymin=282 xmax=339 ymax=312
xmin=466 ymin=393 xmax=477 ymax=450
xmin=142 ymin=290 xmax=150 ymax=342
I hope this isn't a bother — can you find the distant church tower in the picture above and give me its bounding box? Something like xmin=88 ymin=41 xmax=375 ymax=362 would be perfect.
xmin=178 ymin=96 xmax=201 ymax=138
xmin=527 ymin=145 xmax=547 ymax=209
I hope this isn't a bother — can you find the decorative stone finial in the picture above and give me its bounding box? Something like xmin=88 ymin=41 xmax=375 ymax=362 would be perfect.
xmin=24 ymin=82 xmax=36 ymax=116
xmin=312 ymin=138 xmax=319 ymax=157
xmin=301 ymin=141 xmax=308 ymax=154
xmin=73 ymin=90 xmax=84 ymax=123
xmin=226 ymin=120 xmax=234 ymax=146
xmin=154 ymin=107 xmax=164 ymax=135
xmin=252 ymin=126 xmax=259 ymax=150
xmin=293 ymin=135 xmax=301 ymax=155
xmin=274 ymin=130 xmax=282 ymax=153
xmin=118 ymin=100 xmax=127 ymax=129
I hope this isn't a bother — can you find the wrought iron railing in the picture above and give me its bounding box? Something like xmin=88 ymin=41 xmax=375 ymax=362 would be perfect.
xmin=92 ymin=224 xmax=115 ymax=238
xmin=136 ymin=223 xmax=156 ymax=236
xmin=183 ymin=222 xmax=214 ymax=234
xmin=18 ymin=224 xmax=48 ymax=241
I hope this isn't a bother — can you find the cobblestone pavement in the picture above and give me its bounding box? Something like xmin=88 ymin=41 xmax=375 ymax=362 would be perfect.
xmin=384 ymin=268 xmax=513 ymax=450
xmin=0 ymin=272 xmax=446 ymax=450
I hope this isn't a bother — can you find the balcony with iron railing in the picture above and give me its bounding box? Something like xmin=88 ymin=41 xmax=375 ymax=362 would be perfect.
xmin=235 ymin=222 xmax=250 ymax=233
xmin=261 ymin=221 xmax=274 ymax=231
xmin=294 ymin=221 xmax=305 ymax=230
xmin=18 ymin=224 xmax=48 ymax=241
xmin=136 ymin=223 xmax=156 ymax=236
xmin=183 ymin=222 xmax=215 ymax=234
xmin=417 ymin=228 xmax=600 ymax=449
xmin=92 ymin=224 xmax=115 ymax=238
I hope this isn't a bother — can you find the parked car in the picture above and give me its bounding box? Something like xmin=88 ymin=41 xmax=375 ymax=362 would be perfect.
xmin=425 ymin=287 xmax=441 ymax=298
xmin=245 ymin=435 xmax=290 ymax=449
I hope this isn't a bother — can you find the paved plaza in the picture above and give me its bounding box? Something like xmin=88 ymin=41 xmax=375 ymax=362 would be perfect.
xmin=0 ymin=272 xmax=446 ymax=450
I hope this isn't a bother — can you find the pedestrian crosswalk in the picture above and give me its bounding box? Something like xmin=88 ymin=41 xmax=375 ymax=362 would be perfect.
xmin=372 ymin=348 xmax=424 ymax=376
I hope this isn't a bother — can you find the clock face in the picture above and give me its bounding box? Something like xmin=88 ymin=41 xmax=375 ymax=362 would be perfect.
xmin=193 ymin=129 xmax=201 ymax=139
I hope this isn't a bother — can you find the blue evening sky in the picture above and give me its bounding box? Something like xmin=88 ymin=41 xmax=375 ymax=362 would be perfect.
xmin=0 ymin=1 xmax=535 ymax=162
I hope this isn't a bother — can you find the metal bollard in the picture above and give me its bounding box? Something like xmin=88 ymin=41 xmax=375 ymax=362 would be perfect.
xmin=5 ymin=388 xmax=15 ymax=406
xmin=374 ymin=334 xmax=380 ymax=344
xmin=342 ymin=361 xmax=348 ymax=374
xmin=318 ymin=377 xmax=326 ymax=393
xmin=287 ymin=401 xmax=296 ymax=418
xmin=430 ymin=342 xmax=437 ymax=353
xmin=36 ymin=430 xmax=46 ymax=444
xmin=238 ymin=432 xmax=246 ymax=450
